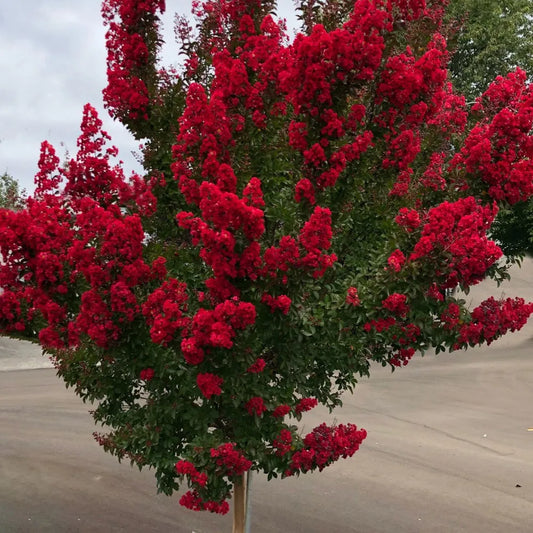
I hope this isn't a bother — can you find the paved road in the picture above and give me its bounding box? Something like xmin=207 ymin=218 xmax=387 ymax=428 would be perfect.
xmin=1 ymin=259 xmax=532 ymax=532
xmin=0 ymin=337 xmax=51 ymax=372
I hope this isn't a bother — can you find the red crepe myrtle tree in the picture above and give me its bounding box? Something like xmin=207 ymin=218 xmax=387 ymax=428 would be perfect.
xmin=1 ymin=0 xmax=533 ymax=526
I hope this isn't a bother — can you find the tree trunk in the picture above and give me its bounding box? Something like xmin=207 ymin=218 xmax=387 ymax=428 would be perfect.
xmin=232 ymin=474 xmax=247 ymax=533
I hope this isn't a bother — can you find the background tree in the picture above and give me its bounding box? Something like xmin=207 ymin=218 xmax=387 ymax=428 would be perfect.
xmin=1 ymin=1 xmax=533 ymax=531
xmin=0 ymin=172 xmax=25 ymax=211
xmin=446 ymin=0 xmax=533 ymax=102
xmin=445 ymin=0 xmax=533 ymax=257
xmin=490 ymin=201 xmax=533 ymax=257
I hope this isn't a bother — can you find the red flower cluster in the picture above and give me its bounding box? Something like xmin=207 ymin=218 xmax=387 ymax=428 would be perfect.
xmin=390 ymin=347 xmax=415 ymax=367
xmin=279 ymin=3 xmax=389 ymax=115
xmin=295 ymin=397 xmax=318 ymax=414
xmin=140 ymin=368 xmax=155 ymax=381
xmin=175 ymin=460 xmax=208 ymax=488
xmin=101 ymin=0 xmax=165 ymax=121
xmin=363 ymin=318 xmax=420 ymax=367
xmin=298 ymin=207 xmax=338 ymax=278
xmin=452 ymin=69 xmax=533 ymax=204
xmin=61 ymin=105 xmax=156 ymax=214
xmin=458 ymin=297 xmax=533 ymax=346
xmin=440 ymin=302 xmax=461 ymax=330
xmin=245 ymin=396 xmax=267 ymax=416
xmin=285 ymin=423 xmax=367 ymax=476
xmin=142 ymin=278 xmax=189 ymax=345
xmin=421 ymin=152 xmax=447 ymax=191
xmin=210 ymin=443 xmax=253 ymax=477
xmin=383 ymin=129 xmax=421 ymax=170
xmin=409 ymin=197 xmax=502 ymax=288
xmin=387 ymin=249 xmax=406 ymax=272
xmin=377 ymin=34 xmax=447 ymax=111
xmin=0 ymin=104 xmax=162 ymax=350
xmin=299 ymin=207 xmax=332 ymax=250
xmin=261 ymin=294 xmax=292 ymax=314
xmin=196 ymin=373 xmax=224 ymax=399
xmin=346 ymin=286 xmax=360 ymax=306
xmin=294 ymin=178 xmax=316 ymax=205
xmin=364 ymin=316 xmax=397 ymax=333
xmin=247 ymin=358 xmax=266 ymax=374
xmin=272 ymin=3 xmax=385 ymax=192
xmin=179 ymin=490 xmax=229 ymax=515
xmin=74 ymin=289 xmax=120 ymax=348
xmin=375 ymin=32 xmax=451 ymax=144
xmin=172 ymin=83 xmax=233 ymax=193
xmin=110 ymin=282 xmax=139 ymax=323
xmin=382 ymin=293 xmax=409 ymax=317
xmin=395 ymin=207 xmax=421 ymax=232
xmin=260 ymin=237 xmax=296 ymax=280
xmin=389 ymin=168 xmax=413 ymax=197
xmin=176 ymin=173 xmax=265 ymax=300
xmin=272 ymin=404 xmax=291 ymax=418
xmin=288 ymin=122 xmax=308 ymax=151
xmin=272 ymin=429 xmax=293 ymax=456
xmin=426 ymin=283 xmax=444 ymax=302
xmin=181 ymin=299 xmax=256 ymax=365
xmin=260 ymin=210 xmax=337 ymax=281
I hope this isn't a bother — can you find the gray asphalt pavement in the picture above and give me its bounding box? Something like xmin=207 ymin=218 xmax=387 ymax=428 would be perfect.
xmin=1 ymin=259 xmax=533 ymax=532
xmin=0 ymin=337 xmax=52 ymax=372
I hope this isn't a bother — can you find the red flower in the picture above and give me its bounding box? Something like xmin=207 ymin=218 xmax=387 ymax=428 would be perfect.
xmin=285 ymin=423 xmax=367 ymax=476
xmin=140 ymin=368 xmax=155 ymax=381
xmin=295 ymin=397 xmax=318 ymax=414
xmin=458 ymin=297 xmax=533 ymax=346
xmin=38 ymin=326 xmax=64 ymax=349
xmin=245 ymin=396 xmax=267 ymax=416
xmin=261 ymin=294 xmax=292 ymax=314
xmin=175 ymin=460 xmax=208 ymax=487
xmin=408 ymin=198 xmax=502 ymax=287
xmin=196 ymin=373 xmax=223 ymax=399
xmin=181 ymin=338 xmax=205 ymax=365
xmin=427 ymin=283 xmax=444 ymax=301
xmin=441 ymin=302 xmax=461 ymax=330
xmin=210 ymin=443 xmax=252 ymax=476
xmin=288 ymin=121 xmax=308 ymax=150
xmin=395 ymin=207 xmax=421 ymax=232
xmin=387 ymin=249 xmax=406 ymax=272
xmin=273 ymin=429 xmax=293 ymax=456
xmin=247 ymin=358 xmax=266 ymax=373
xmin=272 ymin=404 xmax=291 ymax=418
xmin=346 ymin=287 xmax=360 ymax=306
xmin=300 ymin=207 xmax=333 ymax=251
xmin=364 ymin=317 xmax=397 ymax=333
xmin=179 ymin=490 xmax=229 ymax=515
xmin=294 ymin=179 xmax=316 ymax=204
xmin=389 ymin=169 xmax=412 ymax=197
xmin=303 ymin=143 xmax=326 ymax=167
xmin=390 ymin=347 xmax=416 ymax=367
xmin=382 ymin=293 xmax=409 ymax=317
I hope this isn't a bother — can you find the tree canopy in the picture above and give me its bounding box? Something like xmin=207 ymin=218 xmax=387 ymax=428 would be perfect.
xmin=0 ymin=0 xmax=532 ymax=525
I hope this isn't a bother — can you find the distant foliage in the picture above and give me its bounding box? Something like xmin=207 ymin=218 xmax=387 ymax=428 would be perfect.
xmin=0 ymin=172 xmax=25 ymax=211
xmin=447 ymin=0 xmax=533 ymax=102
xmin=490 ymin=201 xmax=533 ymax=257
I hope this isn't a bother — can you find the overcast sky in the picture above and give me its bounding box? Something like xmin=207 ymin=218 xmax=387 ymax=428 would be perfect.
xmin=0 ymin=1 xmax=298 ymax=194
